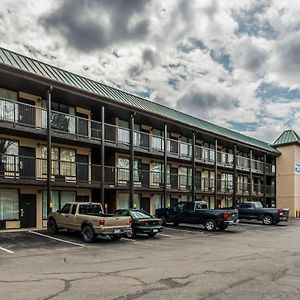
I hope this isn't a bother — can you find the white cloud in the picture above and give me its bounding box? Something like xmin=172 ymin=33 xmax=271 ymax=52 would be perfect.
xmin=0 ymin=0 xmax=299 ymax=143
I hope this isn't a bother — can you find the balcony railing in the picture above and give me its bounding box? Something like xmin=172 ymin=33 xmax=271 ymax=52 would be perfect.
xmin=0 ymin=97 xmax=276 ymax=173
xmin=217 ymin=151 xmax=234 ymax=167
xmin=236 ymin=156 xmax=250 ymax=170
xmin=195 ymin=146 xmax=215 ymax=164
xmin=0 ymin=154 xmax=275 ymax=195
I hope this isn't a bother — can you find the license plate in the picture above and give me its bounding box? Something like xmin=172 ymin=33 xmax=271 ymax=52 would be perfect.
xmin=153 ymin=229 xmax=158 ymax=233
xmin=114 ymin=229 xmax=121 ymax=233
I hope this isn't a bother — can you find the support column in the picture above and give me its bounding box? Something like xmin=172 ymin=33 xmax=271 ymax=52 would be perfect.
xmin=192 ymin=132 xmax=196 ymax=201
xmin=129 ymin=113 xmax=135 ymax=208
xmin=46 ymin=87 xmax=53 ymax=216
xmin=101 ymin=106 xmax=105 ymax=207
xmin=163 ymin=124 xmax=168 ymax=208
xmin=233 ymin=145 xmax=237 ymax=207
xmin=263 ymin=153 xmax=267 ymax=207
xmin=249 ymin=149 xmax=253 ymax=201
xmin=214 ymin=138 xmax=218 ymax=208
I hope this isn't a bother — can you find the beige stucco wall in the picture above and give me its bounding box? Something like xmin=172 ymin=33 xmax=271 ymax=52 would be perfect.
xmin=276 ymin=144 xmax=300 ymax=217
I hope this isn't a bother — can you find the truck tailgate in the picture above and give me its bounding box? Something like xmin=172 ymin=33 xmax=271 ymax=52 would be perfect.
xmin=103 ymin=216 xmax=130 ymax=227
xmin=226 ymin=210 xmax=239 ymax=221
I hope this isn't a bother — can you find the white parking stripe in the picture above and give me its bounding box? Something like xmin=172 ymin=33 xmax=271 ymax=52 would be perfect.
xmin=122 ymin=238 xmax=136 ymax=242
xmin=159 ymin=233 xmax=177 ymax=238
xmin=28 ymin=231 xmax=85 ymax=247
xmin=0 ymin=246 xmax=14 ymax=254
xmin=165 ymin=227 xmax=203 ymax=234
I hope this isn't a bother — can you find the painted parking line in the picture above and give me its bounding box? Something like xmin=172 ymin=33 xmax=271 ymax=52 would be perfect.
xmin=159 ymin=233 xmax=177 ymax=238
xmin=165 ymin=227 xmax=204 ymax=234
xmin=28 ymin=231 xmax=85 ymax=247
xmin=0 ymin=246 xmax=14 ymax=254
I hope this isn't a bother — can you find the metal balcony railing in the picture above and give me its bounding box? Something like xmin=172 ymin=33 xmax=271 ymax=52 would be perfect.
xmin=195 ymin=146 xmax=215 ymax=163
xmin=236 ymin=156 xmax=250 ymax=170
xmin=217 ymin=151 xmax=234 ymax=167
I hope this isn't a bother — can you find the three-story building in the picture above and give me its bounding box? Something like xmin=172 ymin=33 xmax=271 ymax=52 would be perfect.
xmin=0 ymin=47 xmax=277 ymax=229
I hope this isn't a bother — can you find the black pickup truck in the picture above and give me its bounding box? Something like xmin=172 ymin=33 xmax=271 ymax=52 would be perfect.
xmin=156 ymin=201 xmax=239 ymax=231
xmin=237 ymin=202 xmax=289 ymax=225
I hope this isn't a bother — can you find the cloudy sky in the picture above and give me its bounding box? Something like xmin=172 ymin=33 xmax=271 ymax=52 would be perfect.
xmin=1 ymin=0 xmax=300 ymax=143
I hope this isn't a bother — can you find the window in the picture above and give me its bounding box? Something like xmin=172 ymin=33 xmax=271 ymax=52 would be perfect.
xmin=0 ymin=139 xmax=19 ymax=173
xmin=180 ymin=137 xmax=192 ymax=157
xmin=118 ymin=193 xmax=129 ymax=209
xmin=0 ymin=189 xmax=18 ymax=220
xmin=42 ymin=191 xmax=76 ymax=219
xmin=133 ymin=123 xmax=141 ymax=146
xmin=152 ymin=162 xmax=163 ymax=184
xmin=60 ymin=204 xmax=71 ymax=214
xmin=71 ymin=204 xmax=77 ymax=215
xmin=41 ymin=146 xmax=75 ymax=177
xmin=130 ymin=210 xmax=152 ymax=219
xmin=41 ymin=100 xmax=75 ymax=134
xmin=118 ymin=120 xmax=130 ymax=144
xmin=115 ymin=210 xmax=129 ymax=216
xmin=0 ymin=88 xmax=18 ymax=122
xmin=152 ymin=129 xmax=164 ymax=151
xmin=118 ymin=158 xmax=129 ymax=182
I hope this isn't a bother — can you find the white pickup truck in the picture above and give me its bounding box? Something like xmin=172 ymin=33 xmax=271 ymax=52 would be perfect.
xmin=47 ymin=202 xmax=132 ymax=242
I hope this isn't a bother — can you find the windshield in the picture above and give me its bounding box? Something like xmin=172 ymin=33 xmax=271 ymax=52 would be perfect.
xmin=130 ymin=210 xmax=152 ymax=219
xmin=254 ymin=202 xmax=263 ymax=208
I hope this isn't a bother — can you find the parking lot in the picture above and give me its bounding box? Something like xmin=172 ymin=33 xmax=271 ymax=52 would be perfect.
xmin=0 ymin=220 xmax=300 ymax=300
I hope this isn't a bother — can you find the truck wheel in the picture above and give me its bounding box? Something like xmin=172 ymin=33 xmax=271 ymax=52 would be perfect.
xmin=160 ymin=216 xmax=167 ymax=226
xmin=147 ymin=232 xmax=157 ymax=237
xmin=47 ymin=219 xmax=58 ymax=234
xmin=204 ymin=219 xmax=217 ymax=231
xmin=218 ymin=224 xmax=228 ymax=231
xmin=125 ymin=230 xmax=136 ymax=239
xmin=262 ymin=215 xmax=273 ymax=225
xmin=110 ymin=234 xmax=122 ymax=241
xmin=82 ymin=225 xmax=95 ymax=243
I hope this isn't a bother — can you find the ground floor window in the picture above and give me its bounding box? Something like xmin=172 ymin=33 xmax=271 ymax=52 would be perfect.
xmin=0 ymin=189 xmax=19 ymax=220
xmin=42 ymin=190 xmax=76 ymax=219
xmin=118 ymin=193 xmax=129 ymax=209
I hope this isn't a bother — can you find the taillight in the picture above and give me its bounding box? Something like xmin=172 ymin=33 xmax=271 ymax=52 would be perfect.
xmin=223 ymin=211 xmax=229 ymax=220
xmin=129 ymin=217 xmax=132 ymax=225
xmin=278 ymin=209 xmax=283 ymax=216
xmin=99 ymin=219 xmax=105 ymax=226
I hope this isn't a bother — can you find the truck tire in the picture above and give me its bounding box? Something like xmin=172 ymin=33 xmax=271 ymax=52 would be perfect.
xmin=47 ymin=219 xmax=58 ymax=234
xmin=204 ymin=219 xmax=217 ymax=231
xmin=147 ymin=232 xmax=157 ymax=237
xmin=160 ymin=216 xmax=167 ymax=226
xmin=125 ymin=230 xmax=136 ymax=239
xmin=110 ymin=234 xmax=122 ymax=241
xmin=82 ymin=225 xmax=95 ymax=243
xmin=218 ymin=224 xmax=228 ymax=231
xmin=262 ymin=215 xmax=273 ymax=225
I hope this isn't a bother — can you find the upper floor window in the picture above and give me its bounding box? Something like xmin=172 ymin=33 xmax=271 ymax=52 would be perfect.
xmin=117 ymin=120 xmax=130 ymax=144
xmin=0 ymin=139 xmax=18 ymax=173
xmin=152 ymin=129 xmax=164 ymax=151
xmin=41 ymin=100 xmax=76 ymax=134
xmin=0 ymin=88 xmax=18 ymax=122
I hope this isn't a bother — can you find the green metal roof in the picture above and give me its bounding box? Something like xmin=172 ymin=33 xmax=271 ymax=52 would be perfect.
xmin=273 ymin=130 xmax=300 ymax=147
xmin=0 ymin=46 xmax=279 ymax=154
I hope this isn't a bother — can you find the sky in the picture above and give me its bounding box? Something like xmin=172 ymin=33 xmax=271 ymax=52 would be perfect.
xmin=1 ymin=0 xmax=300 ymax=143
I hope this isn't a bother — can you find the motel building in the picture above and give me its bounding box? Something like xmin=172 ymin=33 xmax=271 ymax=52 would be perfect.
xmin=0 ymin=47 xmax=298 ymax=229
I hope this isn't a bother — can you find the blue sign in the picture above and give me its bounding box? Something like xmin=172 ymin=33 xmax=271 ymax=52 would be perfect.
xmin=296 ymin=163 xmax=300 ymax=175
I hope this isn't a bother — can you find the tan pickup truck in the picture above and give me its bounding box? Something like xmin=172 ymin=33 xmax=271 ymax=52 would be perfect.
xmin=47 ymin=202 xmax=132 ymax=242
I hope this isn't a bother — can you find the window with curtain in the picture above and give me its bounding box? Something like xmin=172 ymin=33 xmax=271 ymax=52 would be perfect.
xmin=133 ymin=160 xmax=140 ymax=182
xmin=152 ymin=129 xmax=164 ymax=151
xmin=41 ymin=146 xmax=75 ymax=177
xmin=151 ymin=195 xmax=162 ymax=214
xmin=180 ymin=137 xmax=192 ymax=157
xmin=179 ymin=167 xmax=188 ymax=186
xmin=152 ymin=162 xmax=163 ymax=184
xmin=42 ymin=190 xmax=75 ymax=219
xmin=60 ymin=148 xmax=76 ymax=177
xmin=41 ymin=100 xmax=75 ymax=134
xmin=118 ymin=193 xmax=129 ymax=209
xmin=133 ymin=123 xmax=141 ymax=146
xmin=0 ymin=139 xmax=18 ymax=173
xmin=0 ymin=88 xmax=18 ymax=123
xmin=117 ymin=120 xmax=130 ymax=144
xmin=118 ymin=157 xmax=129 ymax=182
xmin=0 ymin=189 xmax=19 ymax=220
xmin=42 ymin=190 xmax=59 ymax=219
